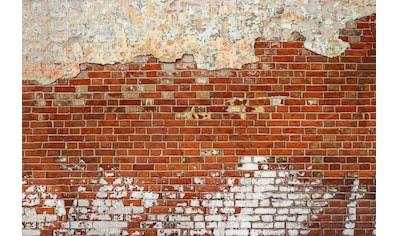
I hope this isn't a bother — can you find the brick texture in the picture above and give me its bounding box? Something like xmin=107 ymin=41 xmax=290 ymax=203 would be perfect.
xmin=22 ymin=15 xmax=376 ymax=236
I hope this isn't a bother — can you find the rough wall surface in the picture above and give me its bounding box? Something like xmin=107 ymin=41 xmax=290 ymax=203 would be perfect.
xmin=22 ymin=0 xmax=375 ymax=84
xmin=22 ymin=14 xmax=376 ymax=235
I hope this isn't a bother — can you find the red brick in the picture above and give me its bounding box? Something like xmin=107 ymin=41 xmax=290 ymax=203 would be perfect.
xmin=22 ymin=18 xmax=376 ymax=233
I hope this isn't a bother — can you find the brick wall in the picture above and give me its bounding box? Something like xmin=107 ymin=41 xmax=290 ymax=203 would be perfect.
xmin=22 ymin=14 xmax=376 ymax=236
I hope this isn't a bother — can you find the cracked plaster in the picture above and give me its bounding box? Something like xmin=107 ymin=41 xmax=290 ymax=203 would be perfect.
xmin=23 ymin=0 xmax=375 ymax=84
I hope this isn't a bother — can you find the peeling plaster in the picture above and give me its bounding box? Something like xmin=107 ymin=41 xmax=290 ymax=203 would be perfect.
xmin=23 ymin=0 xmax=375 ymax=84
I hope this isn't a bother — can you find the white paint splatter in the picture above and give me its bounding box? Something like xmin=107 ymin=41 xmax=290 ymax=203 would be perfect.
xmin=343 ymin=179 xmax=365 ymax=236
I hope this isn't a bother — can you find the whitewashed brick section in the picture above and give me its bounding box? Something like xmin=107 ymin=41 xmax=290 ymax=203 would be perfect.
xmin=22 ymin=157 xmax=335 ymax=235
xmin=22 ymin=229 xmax=41 ymax=236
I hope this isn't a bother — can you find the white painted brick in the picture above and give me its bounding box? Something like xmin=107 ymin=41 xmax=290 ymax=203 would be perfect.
xmin=240 ymin=156 xmax=252 ymax=163
xmin=77 ymin=207 xmax=88 ymax=214
xmin=312 ymin=193 xmax=322 ymax=198
xmin=246 ymin=193 xmax=266 ymax=200
xmin=225 ymin=229 xmax=249 ymax=235
xmin=241 ymin=208 xmax=254 ymax=214
xmin=271 ymin=199 xmax=293 ymax=207
xmin=220 ymin=208 xmax=235 ymax=214
xmin=132 ymin=206 xmax=144 ymax=214
xmin=208 ymin=200 xmax=223 ymax=207
xmin=275 ymin=178 xmax=286 ymax=184
xmin=222 ymin=193 xmax=234 ymax=199
xmin=236 ymin=200 xmax=258 ymax=207
xmin=288 ymin=193 xmax=310 ymax=200
xmin=190 ymin=199 xmax=200 ymax=207
xmin=92 ymin=199 xmax=104 ymax=206
xmin=252 ymin=178 xmax=274 ymax=185
xmin=177 ymin=221 xmax=194 ymax=228
xmin=239 ymin=177 xmax=252 ymax=185
xmin=209 ymin=207 xmax=218 ymax=214
xmin=226 ymin=221 xmax=240 ymax=228
xmin=224 ymin=200 xmax=234 ymax=207
xmin=130 ymin=191 xmax=144 ymax=199
xmin=252 ymin=222 xmax=273 ymax=228
xmin=173 ymin=207 xmax=183 ymax=214
xmin=70 ymin=221 xmax=93 ymax=229
xmin=93 ymin=206 xmax=109 ymax=214
xmin=279 ymin=186 xmax=296 ymax=192
xmin=194 ymin=214 xmax=204 ymax=221
xmin=195 ymin=222 xmax=206 ymax=228
xmin=238 ymin=163 xmax=258 ymax=170
xmin=235 ymin=192 xmax=246 ymax=199
xmin=277 ymin=208 xmax=289 ymax=214
xmin=143 ymin=192 xmax=158 ymax=199
xmin=104 ymin=200 xmax=112 ymax=206
xmin=288 ymin=179 xmax=302 ymax=185
xmin=294 ymin=200 xmax=307 ymax=206
xmin=206 ymin=221 xmax=217 ymax=228
xmin=237 ymin=214 xmax=260 ymax=222
xmin=22 ymin=212 xmax=45 ymax=222
xmin=156 ymin=215 xmax=168 ymax=221
xmin=44 ymin=214 xmax=57 ymax=222
xmin=288 ymin=229 xmax=300 ymax=236
xmin=290 ymin=208 xmax=311 ymax=214
xmin=227 ymin=215 xmax=238 ymax=221
xmin=253 ymin=156 xmax=269 ymax=163
xmin=240 ymin=221 xmax=252 ymax=228
xmin=274 ymin=222 xmax=285 ymax=228
xmin=157 ymin=229 xmax=179 ymax=236
xmin=147 ymin=215 xmax=156 ymax=221
xmin=259 ymin=199 xmax=271 ymax=206
xmin=250 ymin=230 xmax=262 ymax=236
xmin=272 ymin=193 xmax=287 ymax=199
xmin=287 ymin=222 xmax=303 ymax=229
xmin=172 ymin=215 xmax=191 ymax=221
xmin=255 ymin=208 xmax=275 ymax=214
xmin=261 ymin=215 xmax=273 ymax=222
xmin=297 ymin=215 xmax=308 ymax=222
xmin=261 ymin=230 xmax=286 ymax=235
xmin=275 ymin=215 xmax=287 ymax=221
xmin=22 ymin=230 xmax=41 ymax=236
xmin=185 ymin=207 xmax=204 ymax=214
xmin=43 ymin=199 xmax=57 ymax=207
xmin=92 ymin=221 xmax=128 ymax=228
xmin=254 ymin=184 xmax=278 ymax=192
xmin=205 ymin=215 xmax=226 ymax=222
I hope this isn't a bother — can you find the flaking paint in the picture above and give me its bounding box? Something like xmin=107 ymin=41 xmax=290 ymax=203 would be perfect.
xmin=23 ymin=0 xmax=375 ymax=84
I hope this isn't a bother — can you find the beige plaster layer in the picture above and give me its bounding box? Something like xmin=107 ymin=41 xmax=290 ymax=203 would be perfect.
xmin=23 ymin=0 xmax=375 ymax=84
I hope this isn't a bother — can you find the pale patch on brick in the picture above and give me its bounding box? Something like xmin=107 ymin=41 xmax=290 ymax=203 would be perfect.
xmin=176 ymin=106 xmax=210 ymax=120
xmin=307 ymin=99 xmax=318 ymax=105
xmin=201 ymin=149 xmax=222 ymax=156
xmin=195 ymin=77 xmax=209 ymax=84
xmin=270 ymin=96 xmax=286 ymax=106
xmin=137 ymin=84 xmax=156 ymax=92
xmin=196 ymin=91 xmax=209 ymax=99
xmin=161 ymin=63 xmax=175 ymax=71
xmin=161 ymin=91 xmax=174 ymax=99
